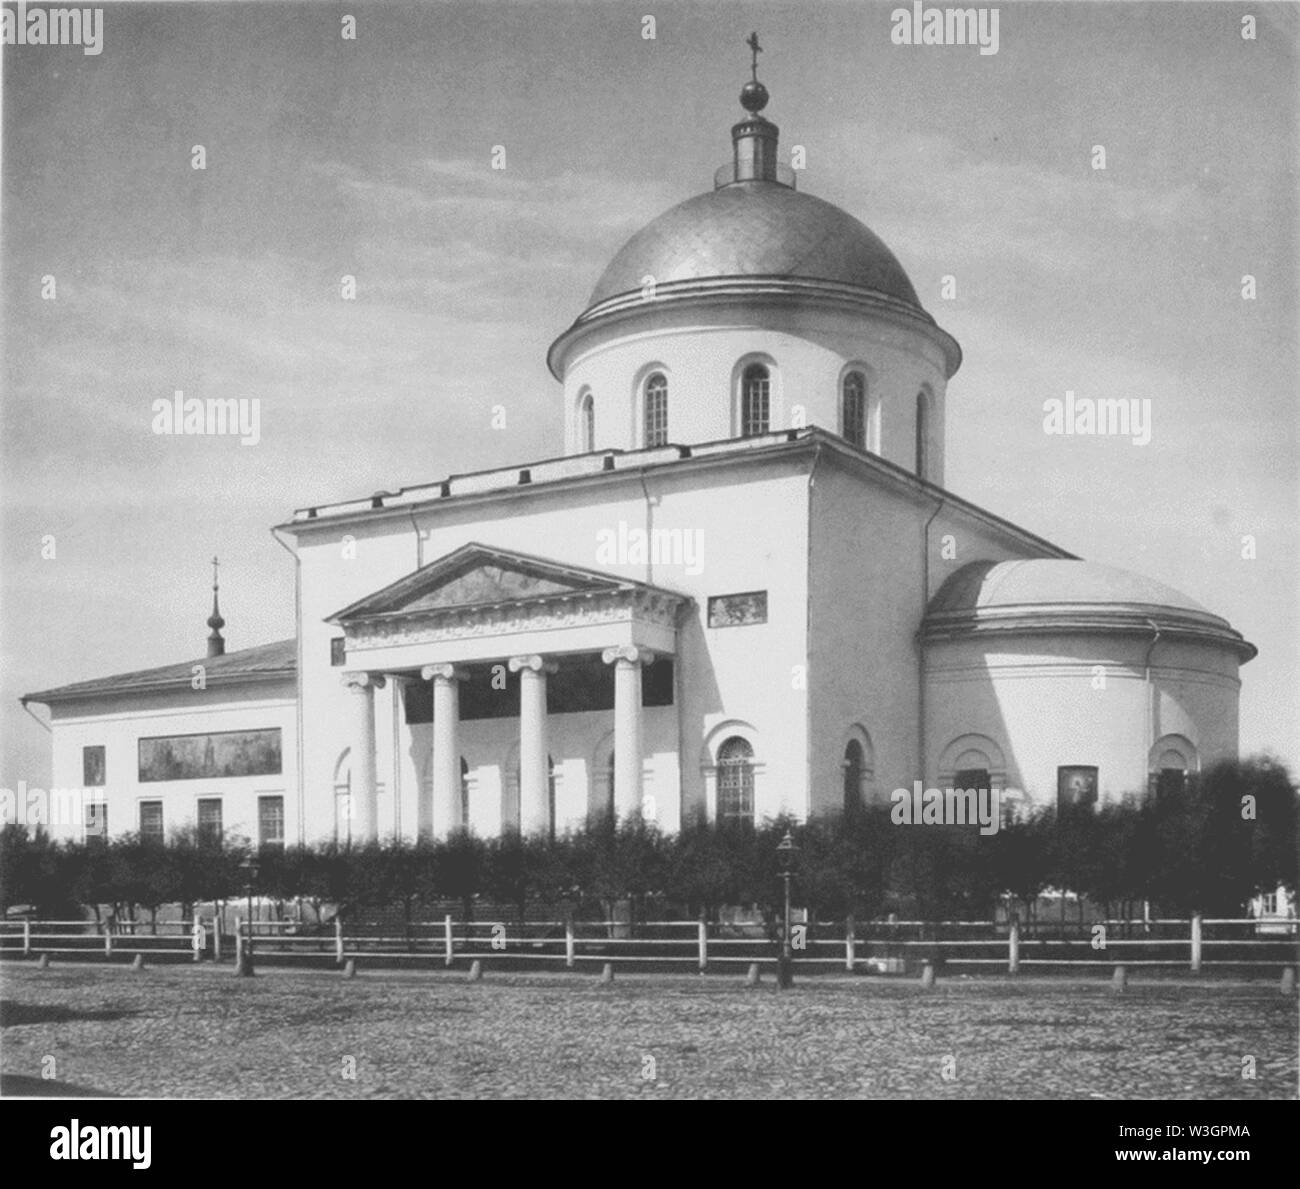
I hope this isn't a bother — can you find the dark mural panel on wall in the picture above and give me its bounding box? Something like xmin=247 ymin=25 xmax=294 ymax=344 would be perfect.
xmin=138 ymin=728 xmax=282 ymax=782
xmin=1057 ymin=765 xmax=1099 ymax=811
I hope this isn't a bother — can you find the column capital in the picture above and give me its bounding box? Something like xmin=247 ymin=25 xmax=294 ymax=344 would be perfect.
xmin=508 ymin=654 xmax=558 ymax=675
xmin=421 ymin=663 xmax=466 ymax=683
xmin=602 ymin=645 xmax=655 ymax=667
xmin=341 ymin=671 xmax=387 ymax=692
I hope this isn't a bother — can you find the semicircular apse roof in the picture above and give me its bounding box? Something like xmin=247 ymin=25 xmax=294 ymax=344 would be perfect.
xmin=927 ymin=559 xmax=1213 ymax=617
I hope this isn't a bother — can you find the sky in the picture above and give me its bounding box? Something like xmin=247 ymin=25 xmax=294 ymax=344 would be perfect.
xmin=2 ymin=0 xmax=1297 ymax=789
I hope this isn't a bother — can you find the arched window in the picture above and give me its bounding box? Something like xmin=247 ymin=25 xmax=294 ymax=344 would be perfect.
xmin=579 ymin=391 xmax=595 ymax=452
xmin=741 ymin=364 xmax=770 ymax=437
xmin=843 ymin=739 xmax=865 ymax=815
xmin=1148 ymin=735 xmax=1197 ymax=802
xmin=644 ymin=373 xmax=668 ymax=447
xmin=717 ymin=736 xmax=755 ymax=827
xmin=459 ymin=757 xmax=470 ymax=832
xmin=842 ymin=372 xmax=866 ymax=449
xmin=915 ymin=390 xmax=929 ymax=478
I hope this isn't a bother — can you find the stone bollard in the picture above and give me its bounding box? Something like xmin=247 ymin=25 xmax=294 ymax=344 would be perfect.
xmin=745 ymin=963 xmax=760 ymax=986
xmin=467 ymin=959 xmax=482 ymax=982
xmin=36 ymin=953 xmax=49 ymax=970
xmin=920 ymin=961 xmax=936 ymax=988
xmin=599 ymin=963 xmax=614 ymax=985
xmin=1281 ymin=967 xmax=1296 ymax=996
xmin=131 ymin=954 xmax=145 ymax=971
xmin=342 ymin=959 xmax=356 ymax=979
xmin=1111 ymin=965 xmax=1128 ymax=993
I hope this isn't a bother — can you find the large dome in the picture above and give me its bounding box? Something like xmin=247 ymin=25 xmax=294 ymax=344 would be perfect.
xmin=587 ymin=180 xmax=922 ymax=310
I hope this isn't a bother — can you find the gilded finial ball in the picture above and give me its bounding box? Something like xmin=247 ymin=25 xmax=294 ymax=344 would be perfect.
xmin=739 ymin=80 xmax=769 ymax=114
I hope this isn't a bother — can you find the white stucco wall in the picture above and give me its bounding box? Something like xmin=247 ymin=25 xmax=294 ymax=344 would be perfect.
xmin=293 ymin=450 xmax=813 ymax=842
xmin=807 ymin=453 xmax=1059 ymax=816
xmin=34 ymin=683 xmax=296 ymax=845
xmin=559 ymin=302 xmax=949 ymax=484
xmin=924 ymin=632 xmax=1243 ymax=807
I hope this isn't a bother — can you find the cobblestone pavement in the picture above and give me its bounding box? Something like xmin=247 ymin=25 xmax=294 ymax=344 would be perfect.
xmin=1 ymin=965 xmax=1295 ymax=1099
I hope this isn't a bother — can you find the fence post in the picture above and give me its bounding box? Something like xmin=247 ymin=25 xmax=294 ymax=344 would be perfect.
xmin=191 ymin=918 xmax=202 ymax=963
xmin=335 ymin=917 xmax=344 ymax=965
xmin=565 ymin=918 xmax=575 ymax=969
xmin=1190 ymin=913 xmax=1202 ymax=973
xmin=23 ymin=919 xmax=31 ymax=957
xmin=1009 ymin=920 xmax=1020 ymax=975
xmin=213 ymin=915 xmax=222 ymax=962
xmin=444 ymin=914 xmax=454 ymax=968
xmin=845 ymin=914 xmax=855 ymax=973
xmin=104 ymin=923 xmax=112 ymax=959
xmin=235 ymin=917 xmax=243 ymax=968
xmin=697 ymin=912 xmax=708 ymax=973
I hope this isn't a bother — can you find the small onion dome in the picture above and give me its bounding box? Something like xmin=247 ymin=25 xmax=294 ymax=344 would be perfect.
xmin=206 ymin=557 xmax=226 ymax=657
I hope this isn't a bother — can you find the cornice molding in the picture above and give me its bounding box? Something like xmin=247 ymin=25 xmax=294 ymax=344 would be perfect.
xmin=548 ymin=274 xmax=962 ymax=380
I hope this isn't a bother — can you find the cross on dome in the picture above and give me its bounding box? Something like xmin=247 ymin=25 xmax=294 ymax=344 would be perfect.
xmin=740 ymin=31 xmax=769 ymax=115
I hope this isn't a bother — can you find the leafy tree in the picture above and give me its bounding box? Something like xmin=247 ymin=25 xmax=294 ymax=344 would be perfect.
xmin=432 ymin=831 xmax=485 ymax=920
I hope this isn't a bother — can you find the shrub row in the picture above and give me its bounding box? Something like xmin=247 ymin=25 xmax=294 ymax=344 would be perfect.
xmin=1 ymin=758 xmax=1293 ymax=927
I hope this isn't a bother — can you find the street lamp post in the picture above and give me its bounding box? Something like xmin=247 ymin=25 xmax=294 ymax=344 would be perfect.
xmin=238 ymin=856 xmax=259 ymax=977
xmin=776 ymin=829 xmax=798 ymax=990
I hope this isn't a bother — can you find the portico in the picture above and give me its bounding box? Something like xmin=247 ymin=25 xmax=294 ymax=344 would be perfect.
xmin=330 ymin=543 xmax=689 ymax=841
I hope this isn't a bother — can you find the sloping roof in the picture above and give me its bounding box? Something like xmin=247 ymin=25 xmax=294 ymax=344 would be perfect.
xmin=23 ymin=638 xmax=297 ymax=705
xmin=328 ymin=542 xmax=690 ymax=625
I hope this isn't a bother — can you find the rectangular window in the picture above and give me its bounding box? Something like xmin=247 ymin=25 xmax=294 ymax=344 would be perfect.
xmin=1152 ymin=767 xmax=1186 ymax=802
xmin=84 ymin=801 xmax=107 ymax=840
xmin=258 ymin=795 xmax=285 ymax=850
xmin=952 ymin=768 xmax=991 ymax=793
xmin=139 ymin=801 xmax=164 ymax=843
xmin=645 ymin=380 xmax=669 ymax=448
xmin=1057 ymin=766 xmax=1099 ymax=813
xmin=335 ymin=791 xmax=352 ymax=847
xmin=197 ymin=798 xmax=223 ymax=846
xmin=138 ymin=728 xmax=281 ymax=782
xmin=717 ymin=772 xmax=754 ymax=827
xmin=83 ymin=745 xmax=106 ymax=787
xmin=330 ymin=637 xmax=346 ymax=667
xmin=708 ymin=591 xmax=768 ymax=628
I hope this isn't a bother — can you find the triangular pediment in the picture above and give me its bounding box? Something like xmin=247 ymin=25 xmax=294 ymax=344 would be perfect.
xmin=328 ymin=542 xmax=674 ymax=624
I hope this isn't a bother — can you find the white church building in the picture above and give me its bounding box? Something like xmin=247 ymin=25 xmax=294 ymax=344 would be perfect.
xmin=24 ymin=63 xmax=1256 ymax=851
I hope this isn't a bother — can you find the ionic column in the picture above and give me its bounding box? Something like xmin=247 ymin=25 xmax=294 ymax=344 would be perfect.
xmin=422 ymin=663 xmax=465 ymax=840
xmin=341 ymin=671 xmax=386 ymax=843
xmin=603 ymin=646 xmax=653 ymax=822
xmin=509 ymin=654 xmax=556 ymax=835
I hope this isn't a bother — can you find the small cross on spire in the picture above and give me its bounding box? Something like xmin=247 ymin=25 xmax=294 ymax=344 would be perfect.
xmin=207 ymin=556 xmax=226 ymax=657
xmin=746 ymin=31 xmax=762 ymax=82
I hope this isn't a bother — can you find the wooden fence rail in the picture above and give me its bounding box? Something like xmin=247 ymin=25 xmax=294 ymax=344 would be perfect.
xmin=0 ymin=918 xmax=217 ymax=960
xmin=218 ymin=913 xmax=1296 ymax=974
xmin=5 ymin=914 xmax=1294 ymax=974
